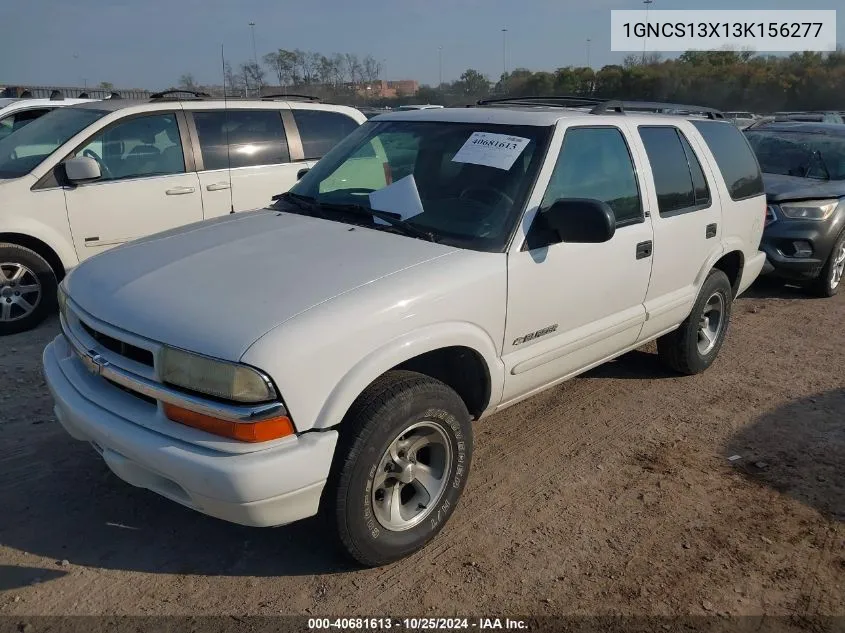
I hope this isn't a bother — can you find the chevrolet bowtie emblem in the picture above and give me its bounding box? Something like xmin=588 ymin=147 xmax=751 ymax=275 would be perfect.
xmin=83 ymin=350 xmax=109 ymax=376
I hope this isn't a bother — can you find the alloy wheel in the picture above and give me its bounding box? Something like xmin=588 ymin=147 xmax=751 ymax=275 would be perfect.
xmin=0 ymin=263 xmax=42 ymax=322
xmin=371 ymin=421 xmax=453 ymax=531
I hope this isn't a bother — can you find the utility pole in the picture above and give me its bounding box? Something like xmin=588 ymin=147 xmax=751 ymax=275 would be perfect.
xmin=248 ymin=21 xmax=257 ymax=96
xmin=501 ymin=29 xmax=508 ymax=78
xmin=642 ymin=0 xmax=653 ymax=64
xmin=586 ymin=38 xmax=591 ymax=68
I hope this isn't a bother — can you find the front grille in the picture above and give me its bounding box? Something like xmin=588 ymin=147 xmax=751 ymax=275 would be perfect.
xmin=80 ymin=321 xmax=154 ymax=367
xmin=105 ymin=377 xmax=157 ymax=405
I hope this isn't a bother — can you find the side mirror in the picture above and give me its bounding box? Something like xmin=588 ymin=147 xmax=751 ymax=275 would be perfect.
xmin=296 ymin=168 xmax=310 ymax=181
xmin=543 ymin=198 xmax=616 ymax=244
xmin=63 ymin=156 xmax=101 ymax=183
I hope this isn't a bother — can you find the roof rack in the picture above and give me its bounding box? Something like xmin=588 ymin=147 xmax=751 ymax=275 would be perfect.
xmin=260 ymin=93 xmax=321 ymax=102
xmin=474 ymin=95 xmax=723 ymax=119
xmin=149 ymin=89 xmax=211 ymax=101
xmin=49 ymin=90 xmax=65 ymax=101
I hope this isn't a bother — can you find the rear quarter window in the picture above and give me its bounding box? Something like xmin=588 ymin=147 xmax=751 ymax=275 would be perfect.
xmin=691 ymin=121 xmax=764 ymax=201
xmin=292 ymin=109 xmax=360 ymax=160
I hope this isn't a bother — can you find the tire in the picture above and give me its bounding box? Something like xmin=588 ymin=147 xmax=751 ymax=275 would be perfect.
xmin=325 ymin=370 xmax=473 ymax=567
xmin=806 ymin=230 xmax=845 ymax=298
xmin=0 ymin=244 xmax=57 ymax=336
xmin=657 ymin=269 xmax=733 ymax=375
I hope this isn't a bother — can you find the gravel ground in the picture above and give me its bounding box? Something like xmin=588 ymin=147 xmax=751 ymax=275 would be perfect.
xmin=0 ymin=280 xmax=842 ymax=625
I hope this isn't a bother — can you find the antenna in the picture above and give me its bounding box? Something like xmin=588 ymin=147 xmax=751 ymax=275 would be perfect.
xmin=221 ymin=44 xmax=235 ymax=214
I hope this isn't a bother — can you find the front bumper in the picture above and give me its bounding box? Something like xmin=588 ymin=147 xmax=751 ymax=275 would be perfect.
xmin=760 ymin=214 xmax=843 ymax=280
xmin=43 ymin=334 xmax=338 ymax=527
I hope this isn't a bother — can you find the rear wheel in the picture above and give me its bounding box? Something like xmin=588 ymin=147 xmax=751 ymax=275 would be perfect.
xmin=325 ymin=370 xmax=473 ymax=567
xmin=807 ymin=231 xmax=845 ymax=298
xmin=657 ymin=269 xmax=733 ymax=375
xmin=0 ymin=244 xmax=57 ymax=336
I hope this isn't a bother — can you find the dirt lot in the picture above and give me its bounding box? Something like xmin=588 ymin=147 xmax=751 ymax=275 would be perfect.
xmin=0 ymin=280 xmax=842 ymax=624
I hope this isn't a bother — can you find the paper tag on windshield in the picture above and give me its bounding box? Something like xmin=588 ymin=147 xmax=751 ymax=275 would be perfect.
xmin=451 ymin=132 xmax=530 ymax=171
xmin=369 ymin=174 xmax=425 ymax=226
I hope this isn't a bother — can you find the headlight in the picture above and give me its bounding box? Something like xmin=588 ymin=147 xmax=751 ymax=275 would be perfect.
xmin=160 ymin=347 xmax=277 ymax=403
xmin=779 ymin=199 xmax=839 ymax=221
xmin=57 ymin=283 xmax=68 ymax=321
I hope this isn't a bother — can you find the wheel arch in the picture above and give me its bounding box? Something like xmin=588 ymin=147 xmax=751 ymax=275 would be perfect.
xmin=0 ymin=232 xmax=70 ymax=281
xmin=712 ymin=249 xmax=744 ymax=297
xmin=309 ymin=323 xmax=504 ymax=431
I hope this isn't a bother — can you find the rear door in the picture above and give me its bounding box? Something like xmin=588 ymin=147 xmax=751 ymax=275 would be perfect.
xmin=689 ymin=120 xmax=766 ymax=273
xmin=190 ymin=108 xmax=298 ymax=217
xmin=633 ymin=123 xmax=723 ymax=341
xmin=63 ymin=111 xmax=203 ymax=260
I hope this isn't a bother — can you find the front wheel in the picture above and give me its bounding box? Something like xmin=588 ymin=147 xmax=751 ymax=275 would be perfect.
xmin=807 ymin=231 xmax=845 ymax=298
xmin=326 ymin=370 xmax=473 ymax=567
xmin=657 ymin=269 xmax=733 ymax=375
xmin=0 ymin=244 xmax=57 ymax=336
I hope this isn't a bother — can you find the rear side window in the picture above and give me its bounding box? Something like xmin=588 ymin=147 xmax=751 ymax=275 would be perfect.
xmin=691 ymin=120 xmax=764 ymax=200
xmin=292 ymin=110 xmax=360 ymax=160
xmin=639 ymin=126 xmax=697 ymax=216
xmin=193 ymin=110 xmax=290 ymax=170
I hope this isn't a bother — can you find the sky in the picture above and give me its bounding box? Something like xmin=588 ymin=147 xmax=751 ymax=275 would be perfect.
xmin=1 ymin=0 xmax=842 ymax=90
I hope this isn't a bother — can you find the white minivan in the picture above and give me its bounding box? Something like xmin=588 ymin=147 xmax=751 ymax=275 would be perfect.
xmin=0 ymin=93 xmax=366 ymax=334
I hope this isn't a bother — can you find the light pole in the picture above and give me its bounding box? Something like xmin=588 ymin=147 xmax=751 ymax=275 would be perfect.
xmin=438 ymin=46 xmax=443 ymax=88
xmin=501 ymin=29 xmax=508 ymax=78
xmin=586 ymin=38 xmax=591 ymax=68
xmin=642 ymin=0 xmax=653 ymax=64
xmin=248 ymin=21 xmax=258 ymax=96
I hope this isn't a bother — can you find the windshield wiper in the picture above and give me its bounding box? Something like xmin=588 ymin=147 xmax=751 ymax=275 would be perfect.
xmin=272 ymin=191 xmax=326 ymax=217
xmin=316 ymin=201 xmax=438 ymax=243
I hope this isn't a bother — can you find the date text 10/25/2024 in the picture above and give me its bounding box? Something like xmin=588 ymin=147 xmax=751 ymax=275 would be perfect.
xmin=307 ymin=618 xmax=529 ymax=630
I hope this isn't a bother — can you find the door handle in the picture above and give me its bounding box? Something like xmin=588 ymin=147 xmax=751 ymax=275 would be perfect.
xmin=165 ymin=186 xmax=196 ymax=195
xmin=636 ymin=240 xmax=653 ymax=260
xmin=206 ymin=182 xmax=231 ymax=191
xmin=706 ymin=223 xmax=717 ymax=239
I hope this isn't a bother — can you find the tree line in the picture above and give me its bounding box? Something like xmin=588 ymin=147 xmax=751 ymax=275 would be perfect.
xmin=176 ymin=48 xmax=845 ymax=111
xmin=178 ymin=49 xmax=384 ymax=99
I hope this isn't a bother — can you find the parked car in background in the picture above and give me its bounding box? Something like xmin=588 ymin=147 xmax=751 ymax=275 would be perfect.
xmin=0 ymin=91 xmax=366 ymax=334
xmin=724 ymin=111 xmax=759 ymax=129
xmin=44 ymin=98 xmax=766 ymax=567
xmin=773 ymin=111 xmax=845 ymax=125
xmin=745 ymin=121 xmax=845 ymax=296
xmin=395 ymin=104 xmax=445 ymax=111
xmin=358 ymin=107 xmax=391 ymax=119
xmin=0 ymin=93 xmax=98 ymax=142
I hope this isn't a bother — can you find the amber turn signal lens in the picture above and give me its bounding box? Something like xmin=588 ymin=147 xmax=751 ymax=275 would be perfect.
xmin=163 ymin=403 xmax=294 ymax=442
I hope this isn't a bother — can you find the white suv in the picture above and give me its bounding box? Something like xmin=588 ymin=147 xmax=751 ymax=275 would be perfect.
xmin=44 ymin=97 xmax=767 ymax=566
xmin=0 ymin=91 xmax=365 ymax=334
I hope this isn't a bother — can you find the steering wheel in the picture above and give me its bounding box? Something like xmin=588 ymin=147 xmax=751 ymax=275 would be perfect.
xmin=459 ymin=186 xmax=514 ymax=209
xmin=82 ymin=148 xmax=113 ymax=179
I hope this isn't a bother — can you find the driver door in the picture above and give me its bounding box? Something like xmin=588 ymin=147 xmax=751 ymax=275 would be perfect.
xmin=63 ymin=111 xmax=203 ymax=260
xmin=501 ymin=124 xmax=654 ymax=405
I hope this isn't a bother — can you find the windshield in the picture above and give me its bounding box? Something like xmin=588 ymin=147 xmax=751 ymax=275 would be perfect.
xmin=286 ymin=120 xmax=551 ymax=251
xmin=745 ymin=130 xmax=845 ymax=181
xmin=0 ymin=107 xmax=107 ymax=178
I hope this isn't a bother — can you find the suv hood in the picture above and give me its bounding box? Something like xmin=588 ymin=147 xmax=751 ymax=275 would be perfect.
xmin=66 ymin=209 xmax=457 ymax=360
xmin=763 ymin=173 xmax=845 ymax=203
